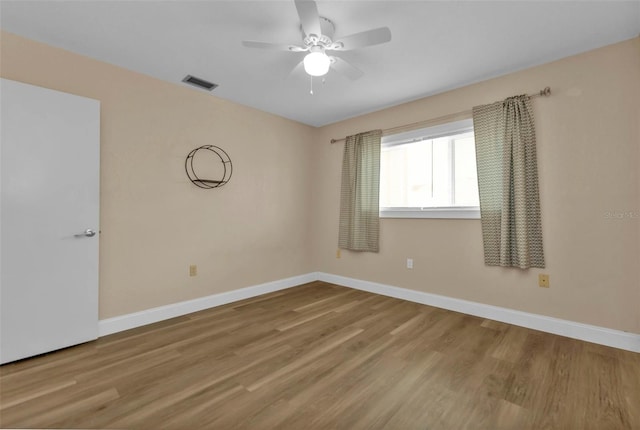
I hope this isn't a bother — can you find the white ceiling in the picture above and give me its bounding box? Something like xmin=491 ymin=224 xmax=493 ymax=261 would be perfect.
xmin=1 ymin=1 xmax=639 ymax=127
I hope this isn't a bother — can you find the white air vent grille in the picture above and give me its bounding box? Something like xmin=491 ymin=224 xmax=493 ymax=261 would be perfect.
xmin=182 ymin=75 xmax=218 ymax=91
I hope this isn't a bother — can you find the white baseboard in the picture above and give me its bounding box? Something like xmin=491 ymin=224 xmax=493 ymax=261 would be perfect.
xmin=98 ymin=271 xmax=639 ymax=353
xmin=98 ymin=273 xmax=317 ymax=337
xmin=317 ymin=272 xmax=640 ymax=353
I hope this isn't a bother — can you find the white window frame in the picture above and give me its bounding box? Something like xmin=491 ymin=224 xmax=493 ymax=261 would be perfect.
xmin=379 ymin=118 xmax=480 ymax=219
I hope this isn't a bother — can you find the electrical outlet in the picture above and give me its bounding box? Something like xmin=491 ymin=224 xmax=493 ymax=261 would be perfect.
xmin=406 ymin=258 xmax=413 ymax=269
xmin=539 ymin=274 xmax=549 ymax=288
xmin=189 ymin=265 xmax=197 ymax=277
xmin=336 ymin=249 xmax=341 ymax=259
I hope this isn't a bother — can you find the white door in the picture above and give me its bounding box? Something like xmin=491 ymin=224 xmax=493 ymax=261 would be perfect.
xmin=0 ymin=79 xmax=100 ymax=364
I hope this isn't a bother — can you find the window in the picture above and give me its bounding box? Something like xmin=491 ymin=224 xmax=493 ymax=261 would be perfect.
xmin=380 ymin=119 xmax=480 ymax=219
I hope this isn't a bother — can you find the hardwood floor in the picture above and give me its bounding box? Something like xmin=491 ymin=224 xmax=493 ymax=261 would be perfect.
xmin=1 ymin=281 xmax=639 ymax=429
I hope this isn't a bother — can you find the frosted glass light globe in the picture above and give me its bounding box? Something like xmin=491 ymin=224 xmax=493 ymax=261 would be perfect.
xmin=303 ymin=51 xmax=330 ymax=77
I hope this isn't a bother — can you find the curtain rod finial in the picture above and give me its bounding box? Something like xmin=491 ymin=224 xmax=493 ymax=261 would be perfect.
xmin=541 ymin=87 xmax=551 ymax=97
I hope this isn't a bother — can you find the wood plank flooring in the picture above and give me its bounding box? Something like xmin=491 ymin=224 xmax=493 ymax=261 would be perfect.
xmin=1 ymin=281 xmax=639 ymax=429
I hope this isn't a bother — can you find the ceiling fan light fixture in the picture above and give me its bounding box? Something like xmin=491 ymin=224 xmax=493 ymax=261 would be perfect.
xmin=241 ymin=0 xmax=393 ymax=82
xmin=303 ymin=50 xmax=330 ymax=76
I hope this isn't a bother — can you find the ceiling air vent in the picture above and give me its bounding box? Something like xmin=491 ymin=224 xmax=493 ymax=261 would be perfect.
xmin=182 ymin=75 xmax=218 ymax=91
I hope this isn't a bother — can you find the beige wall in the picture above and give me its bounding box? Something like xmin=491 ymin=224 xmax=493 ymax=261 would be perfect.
xmin=311 ymin=37 xmax=640 ymax=334
xmin=1 ymin=31 xmax=315 ymax=319
xmin=2 ymin=31 xmax=638 ymax=334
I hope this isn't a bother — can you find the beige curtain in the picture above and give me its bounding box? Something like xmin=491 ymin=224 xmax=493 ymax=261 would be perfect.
xmin=472 ymin=95 xmax=545 ymax=269
xmin=338 ymin=130 xmax=382 ymax=252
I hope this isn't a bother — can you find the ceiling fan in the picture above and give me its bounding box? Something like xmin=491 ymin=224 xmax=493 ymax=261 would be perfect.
xmin=242 ymin=0 xmax=392 ymax=80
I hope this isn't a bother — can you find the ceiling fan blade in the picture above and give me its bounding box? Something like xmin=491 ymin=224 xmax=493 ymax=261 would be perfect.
xmin=330 ymin=56 xmax=364 ymax=80
xmin=295 ymin=0 xmax=322 ymax=37
xmin=288 ymin=59 xmax=305 ymax=78
xmin=330 ymin=27 xmax=392 ymax=51
xmin=242 ymin=41 xmax=307 ymax=52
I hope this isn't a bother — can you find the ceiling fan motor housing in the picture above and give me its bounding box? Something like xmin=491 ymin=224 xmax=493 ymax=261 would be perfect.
xmin=302 ymin=16 xmax=336 ymax=48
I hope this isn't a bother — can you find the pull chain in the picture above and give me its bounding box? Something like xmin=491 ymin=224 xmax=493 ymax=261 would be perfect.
xmin=310 ymin=76 xmax=313 ymax=95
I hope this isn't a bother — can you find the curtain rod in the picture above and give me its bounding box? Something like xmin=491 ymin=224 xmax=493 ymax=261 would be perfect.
xmin=329 ymin=87 xmax=551 ymax=144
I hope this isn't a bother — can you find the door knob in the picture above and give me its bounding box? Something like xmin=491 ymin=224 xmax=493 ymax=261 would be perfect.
xmin=74 ymin=229 xmax=96 ymax=238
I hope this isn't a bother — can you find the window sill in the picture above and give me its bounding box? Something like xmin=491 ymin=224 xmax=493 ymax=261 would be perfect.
xmin=380 ymin=207 xmax=480 ymax=219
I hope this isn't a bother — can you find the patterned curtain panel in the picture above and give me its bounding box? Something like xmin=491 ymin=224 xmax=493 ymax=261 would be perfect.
xmin=338 ymin=130 xmax=382 ymax=252
xmin=472 ymin=96 xmax=545 ymax=269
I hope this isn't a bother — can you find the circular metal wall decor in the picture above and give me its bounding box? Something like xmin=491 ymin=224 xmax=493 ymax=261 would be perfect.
xmin=185 ymin=145 xmax=233 ymax=189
